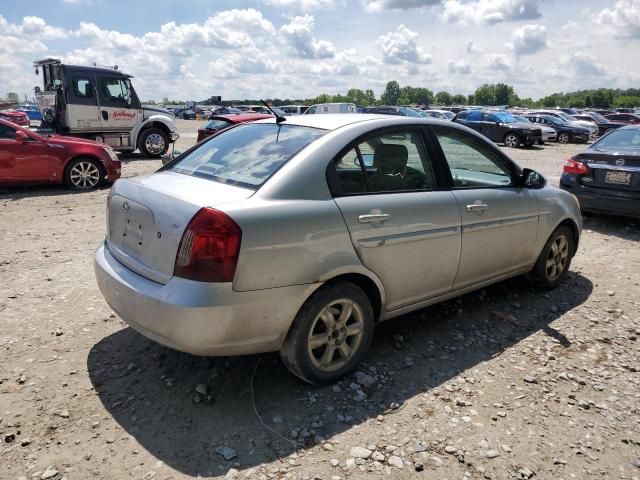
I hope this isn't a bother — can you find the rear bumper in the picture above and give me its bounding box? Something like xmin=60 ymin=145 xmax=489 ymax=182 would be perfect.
xmin=560 ymin=175 xmax=640 ymax=218
xmin=94 ymin=243 xmax=318 ymax=356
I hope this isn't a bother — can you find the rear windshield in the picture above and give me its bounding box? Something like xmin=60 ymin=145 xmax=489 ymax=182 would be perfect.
xmin=592 ymin=128 xmax=640 ymax=151
xmin=203 ymin=119 xmax=233 ymax=130
xmin=170 ymin=123 xmax=326 ymax=189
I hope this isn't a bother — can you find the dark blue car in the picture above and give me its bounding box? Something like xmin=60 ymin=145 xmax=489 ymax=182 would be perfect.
xmin=17 ymin=104 xmax=42 ymax=121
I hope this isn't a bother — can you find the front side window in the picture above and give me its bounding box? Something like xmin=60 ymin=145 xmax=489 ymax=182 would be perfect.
xmin=170 ymin=123 xmax=326 ymax=189
xmin=434 ymin=129 xmax=513 ymax=188
xmin=73 ymin=78 xmax=93 ymax=98
xmin=332 ymin=130 xmax=435 ymax=195
xmin=0 ymin=123 xmax=17 ymax=140
xmin=102 ymin=78 xmax=131 ymax=104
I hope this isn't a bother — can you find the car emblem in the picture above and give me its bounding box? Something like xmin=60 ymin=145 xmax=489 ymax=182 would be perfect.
xmin=122 ymin=201 xmax=130 ymax=212
xmin=615 ymin=158 xmax=625 ymax=166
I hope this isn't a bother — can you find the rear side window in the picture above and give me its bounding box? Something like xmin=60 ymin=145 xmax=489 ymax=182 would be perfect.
xmin=73 ymin=78 xmax=93 ymax=98
xmin=170 ymin=123 xmax=326 ymax=189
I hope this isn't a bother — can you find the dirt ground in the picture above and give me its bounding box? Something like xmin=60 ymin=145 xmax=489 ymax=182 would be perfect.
xmin=1 ymin=119 xmax=639 ymax=480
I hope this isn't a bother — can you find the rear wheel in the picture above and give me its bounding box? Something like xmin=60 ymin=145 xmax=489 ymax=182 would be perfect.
xmin=504 ymin=133 xmax=520 ymax=148
xmin=280 ymin=282 xmax=374 ymax=385
xmin=530 ymin=225 xmax=574 ymax=289
xmin=139 ymin=128 xmax=169 ymax=157
xmin=557 ymin=132 xmax=571 ymax=144
xmin=64 ymin=157 xmax=104 ymax=190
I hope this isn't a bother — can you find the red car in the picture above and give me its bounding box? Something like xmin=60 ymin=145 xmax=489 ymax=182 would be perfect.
xmin=0 ymin=118 xmax=121 ymax=190
xmin=0 ymin=109 xmax=30 ymax=127
xmin=197 ymin=113 xmax=272 ymax=142
xmin=604 ymin=113 xmax=640 ymax=125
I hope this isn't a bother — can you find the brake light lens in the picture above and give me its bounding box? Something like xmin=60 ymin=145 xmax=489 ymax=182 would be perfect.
xmin=174 ymin=207 xmax=242 ymax=282
xmin=563 ymin=158 xmax=590 ymax=175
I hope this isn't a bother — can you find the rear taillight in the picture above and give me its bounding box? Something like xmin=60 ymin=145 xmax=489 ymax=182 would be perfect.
xmin=563 ymin=158 xmax=590 ymax=175
xmin=174 ymin=207 xmax=242 ymax=283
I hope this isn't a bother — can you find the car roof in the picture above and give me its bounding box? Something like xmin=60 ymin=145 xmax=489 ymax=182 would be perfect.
xmin=251 ymin=113 xmax=453 ymax=131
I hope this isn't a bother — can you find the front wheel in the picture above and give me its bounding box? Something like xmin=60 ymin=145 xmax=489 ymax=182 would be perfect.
xmin=557 ymin=132 xmax=571 ymax=144
xmin=504 ymin=133 xmax=520 ymax=148
xmin=64 ymin=157 xmax=104 ymax=190
xmin=280 ymin=282 xmax=374 ymax=385
xmin=139 ymin=128 xmax=169 ymax=157
xmin=530 ymin=225 xmax=574 ymax=289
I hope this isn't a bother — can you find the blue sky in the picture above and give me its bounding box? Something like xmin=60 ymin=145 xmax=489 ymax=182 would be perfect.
xmin=1 ymin=0 xmax=639 ymax=102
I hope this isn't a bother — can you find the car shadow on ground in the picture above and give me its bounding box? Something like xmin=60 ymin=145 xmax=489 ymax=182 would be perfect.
xmin=87 ymin=272 xmax=592 ymax=477
xmin=582 ymin=214 xmax=639 ymax=242
xmin=0 ymin=183 xmax=112 ymax=200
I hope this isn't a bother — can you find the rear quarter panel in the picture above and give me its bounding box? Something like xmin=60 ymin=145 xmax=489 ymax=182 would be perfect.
xmin=534 ymin=186 xmax=582 ymax=257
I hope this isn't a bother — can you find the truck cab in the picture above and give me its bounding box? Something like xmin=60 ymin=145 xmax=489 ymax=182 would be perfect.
xmin=33 ymin=58 xmax=178 ymax=157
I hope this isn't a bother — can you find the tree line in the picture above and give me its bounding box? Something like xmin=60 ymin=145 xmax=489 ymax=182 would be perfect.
xmin=199 ymin=82 xmax=640 ymax=109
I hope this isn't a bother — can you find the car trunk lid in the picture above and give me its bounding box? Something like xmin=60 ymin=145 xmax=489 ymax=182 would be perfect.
xmin=578 ymin=151 xmax=640 ymax=192
xmin=106 ymin=171 xmax=253 ymax=284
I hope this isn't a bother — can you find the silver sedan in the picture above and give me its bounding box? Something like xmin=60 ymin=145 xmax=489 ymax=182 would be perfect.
xmin=95 ymin=114 xmax=582 ymax=384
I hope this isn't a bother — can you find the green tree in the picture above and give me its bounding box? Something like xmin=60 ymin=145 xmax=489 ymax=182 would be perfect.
xmin=364 ymin=89 xmax=376 ymax=105
xmin=6 ymin=92 xmax=19 ymax=104
xmin=435 ymin=91 xmax=452 ymax=105
xmin=381 ymin=81 xmax=401 ymax=105
xmin=452 ymin=94 xmax=466 ymax=105
xmin=412 ymin=87 xmax=434 ymax=106
xmin=473 ymin=84 xmax=496 ymax=106
xmin=614 ymin=95 xmax=640 ymax=108
xmin=346 ymin=88 xmax=369 ymax=106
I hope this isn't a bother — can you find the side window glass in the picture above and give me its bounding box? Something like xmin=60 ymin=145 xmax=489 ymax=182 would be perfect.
xmin=0 ymin=123 xmax=17 ymax=140
xmin=73 ymin=78 xmax=93 ymax=98
xmin=102 ymin=79 xmax=131 ymax=104
xmin=434 ymin=129 xmax=513 ymax=188
xmin=332 ymin=130 xmax=435 ymax=195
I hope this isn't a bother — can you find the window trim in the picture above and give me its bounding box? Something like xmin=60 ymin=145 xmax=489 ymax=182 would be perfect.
xmin=101 ymin=78 xmax=130 ymax=105
xmin=326 ymin=125 xmax=443 ymax=198
xmin=426 ymin=125 xmax=523 ymax=190
xmin=72 ymin=77 xmax=94 ymax=98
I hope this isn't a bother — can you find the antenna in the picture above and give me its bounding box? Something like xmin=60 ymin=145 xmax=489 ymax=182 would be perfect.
xmin=261 ymin=100 xmax=286 ymax=123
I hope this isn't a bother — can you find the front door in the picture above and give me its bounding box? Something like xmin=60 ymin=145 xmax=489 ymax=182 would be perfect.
xmin=0 ymin=124 xmax=50 ymax=182
xmin=330 ymin=128 xmax=462 ymax=310
xmin=65 ymin=75 xmax=101 ymax=132
xmin=96 ymin=75 xmax=141 ymax=131
xmin=430 ymin=126 xmax=539 ymax=289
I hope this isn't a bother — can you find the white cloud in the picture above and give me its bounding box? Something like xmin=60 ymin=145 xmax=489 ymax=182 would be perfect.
xmin=279 ymin=15 xmax=336 ymax=59
xmin=0 ymin=15 xmax=68 ymax=40
xmin=376 ymin=25 xmax=432 ymax=64
xmin=260 ymin=0 xmax=337 ymax=12
xmin=448 ymin=58 xmax=472 ymax=74
xmin=506 ymin=24 xmax=547 ymax=55
xmin=570 ymin=53 xmax=607 ymax=77
xmin=363 ymin=0 xmax=441 ymax=12
xmin=466 ymin=39 xmax=484 ymax=53
xmin=593 ymin=0 xmax=640 ymax=38
xmin=442 ymin=0 xmax=542 ymax=24
xmin=485 ymin=53 xmax=512 ymax=70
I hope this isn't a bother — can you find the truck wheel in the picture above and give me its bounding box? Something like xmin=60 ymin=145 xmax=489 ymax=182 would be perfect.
xmin=504 ymin=133 xmax=520 ymax=148
xmin=64 ymin=157 xmax=104 ymax=190
xmin=280 ymin=282 xmax=374 ymax=385
xmin=139 ymin=128 xmax=169 ymax=157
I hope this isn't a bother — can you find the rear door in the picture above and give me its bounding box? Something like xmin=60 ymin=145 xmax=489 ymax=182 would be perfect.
xmin=65 ymin=75 xmax=101 ymax=132
xmin=430 ymin=126 xmax=539 ymax=289
xmin=330 ymin=127 xmax=461 ymax=311
xmin=97 ymin=75 xmax=141 ymax=131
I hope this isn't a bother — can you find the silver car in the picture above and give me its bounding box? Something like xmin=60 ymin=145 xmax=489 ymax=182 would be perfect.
xmin=95 ymin=114 xmax=582 ymax=384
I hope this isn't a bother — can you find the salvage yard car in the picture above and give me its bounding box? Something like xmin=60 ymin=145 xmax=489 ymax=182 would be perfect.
xmin=525 ymin=114 xmax=590 ymax=144
xmin=196 ymin=113 xmax=272 ymax=142
xmin=560 ymin=125 xmax=640 ymax=218
xmin=0 ymin=117 xmax=121 ymax=189
xmin=454 ymin=110 xmax=542 ymax=147
xmin=95 ymin=114 xmax=581 ymax=384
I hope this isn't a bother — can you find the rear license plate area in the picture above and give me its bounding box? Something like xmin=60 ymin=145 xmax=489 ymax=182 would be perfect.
xmin=604 ymin=171 xmax=632 ymax=185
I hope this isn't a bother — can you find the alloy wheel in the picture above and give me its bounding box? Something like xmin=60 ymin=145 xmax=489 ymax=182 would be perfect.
xmin=558 ymin=132 xmax=569 ymax=144
xmin=505 ymin=134 xmax=518 ymax=148
xmin=307 ymin=299 xmax=364 ymax=373
xmin=69 ymin=161 xmax=100 ymax=189
xmin=545 ymin=234 xmax=569 ymax=281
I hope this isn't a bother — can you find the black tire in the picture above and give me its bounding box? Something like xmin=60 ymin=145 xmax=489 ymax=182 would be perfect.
xmin=63 ymin=157 xmax=104 ymax=190
xmin=280 ymin=282 xmax=374 ymax=385
xmin=557 ymin=132 xmax=571 ymax=144
xmin=139 ymin=128 xmax=169 ymax=157
xmin=530 ymin=225 xmax=575 ymax=289
xmin=504 ymin=133 xmax=520 ymax=148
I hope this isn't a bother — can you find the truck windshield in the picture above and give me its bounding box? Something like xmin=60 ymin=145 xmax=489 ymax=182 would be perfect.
xmin=170 ymin=123 xmax=326 ymax=189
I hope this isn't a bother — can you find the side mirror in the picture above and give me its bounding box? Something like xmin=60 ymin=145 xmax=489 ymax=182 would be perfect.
xmin=522 ymin=168 xmax=546 ymax=189
xmin=15 ymin=130 xmax=31 ymax=143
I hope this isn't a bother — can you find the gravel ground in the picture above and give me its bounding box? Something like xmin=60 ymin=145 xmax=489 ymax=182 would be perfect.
xmin=1 ymin=119 xmax=639 ymax=480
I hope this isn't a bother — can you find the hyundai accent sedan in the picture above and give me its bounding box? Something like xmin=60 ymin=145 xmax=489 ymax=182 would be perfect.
xmin=95 ymin=114 xmax=582 ymax=384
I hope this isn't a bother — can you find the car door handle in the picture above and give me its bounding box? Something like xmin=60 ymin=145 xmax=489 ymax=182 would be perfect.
xmin=466 ymin=203 xmax=489 ymax=212
xmin=358 ymin=213 xmax=391 ymax=223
